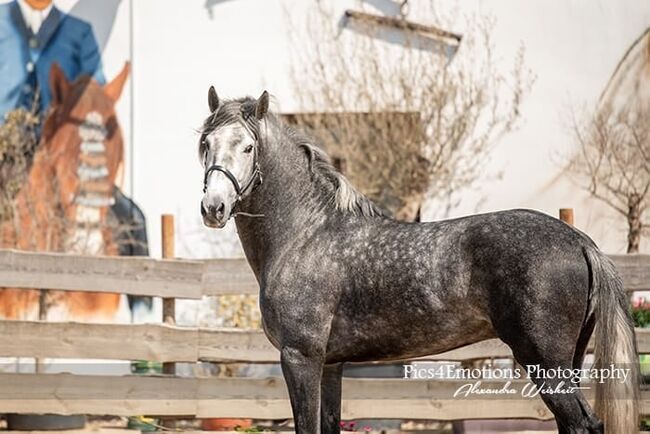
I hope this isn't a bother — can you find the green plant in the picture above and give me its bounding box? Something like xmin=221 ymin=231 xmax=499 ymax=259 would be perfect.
xmin=632 ymin=299 xmax=650 ymax=328
xmin=641 ymin=417 xmax=650 ymax=430
xmin=235 ymin=425 xmax=265 ymax=433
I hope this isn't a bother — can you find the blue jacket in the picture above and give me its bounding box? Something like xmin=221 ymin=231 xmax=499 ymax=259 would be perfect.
xmin=0 ymin=1 xmax=105 ymax=121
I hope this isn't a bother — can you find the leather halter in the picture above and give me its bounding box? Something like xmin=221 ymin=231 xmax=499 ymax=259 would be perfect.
xmin=202 ymin=116 xmax=263 ymax=202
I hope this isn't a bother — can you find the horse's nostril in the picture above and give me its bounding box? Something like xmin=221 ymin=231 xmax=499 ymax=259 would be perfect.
xmin=205 ymin=202 xmax=226 ymax=222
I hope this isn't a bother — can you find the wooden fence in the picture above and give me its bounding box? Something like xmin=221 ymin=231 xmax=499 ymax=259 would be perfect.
xmin=1 ymin=217 xmax=650 ymax=421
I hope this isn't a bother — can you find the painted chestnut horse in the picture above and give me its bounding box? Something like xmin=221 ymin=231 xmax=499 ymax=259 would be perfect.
xmin=0 ymin=63 xmax=131 ymax=320
xmin=197 ymin=89 xmax=639 ymax=434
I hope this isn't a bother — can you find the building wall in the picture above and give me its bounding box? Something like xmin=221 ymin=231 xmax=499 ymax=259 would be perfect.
xmin=12 ymin=0 xmax=650 ymax=257
xmin=443 ymin=0 xmax=650 ymax=254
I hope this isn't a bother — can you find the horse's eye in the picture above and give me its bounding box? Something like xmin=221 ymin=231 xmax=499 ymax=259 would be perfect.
xmin=243 ymin=144 xmax=254 ymax=154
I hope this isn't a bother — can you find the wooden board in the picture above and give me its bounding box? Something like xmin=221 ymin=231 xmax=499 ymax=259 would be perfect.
xmin=0 ymin=372 xmax=622 ymax=420
xmin=1 ymin=373 xmax=649 ymax=419
xmin=202 ymin=259 xmax=258 ymax=296
xmin=199 ymin=326 xmax=278 ymax=362
xmin=1 ymin=321 xmax=648 ymax=363
xmin=0 ymin=249 xmax=204 ymax=299
xmin=0 ymin=250 xmax=647 ymax=298
xmin=0 ymin=321 xmax=198 ymax=362
xmin=611 ymin=254 xmax=650 ymax=291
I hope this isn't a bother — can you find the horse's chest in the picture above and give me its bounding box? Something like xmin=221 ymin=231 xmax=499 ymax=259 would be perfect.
xmin=258 ymin=279 xmax=339 ymax=351
xmin=259 ymin=313 xmax=282 ymax=350
xmin=257 ymin=285 xmax=295 ymax=348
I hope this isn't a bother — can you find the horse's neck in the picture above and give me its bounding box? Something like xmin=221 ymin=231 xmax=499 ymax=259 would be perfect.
xmin=234 ymin=129 xmax=328 ymax=279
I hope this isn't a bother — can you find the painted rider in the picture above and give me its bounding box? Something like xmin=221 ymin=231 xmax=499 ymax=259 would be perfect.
xmin=0 ymin=0 xmax=105 ymax=122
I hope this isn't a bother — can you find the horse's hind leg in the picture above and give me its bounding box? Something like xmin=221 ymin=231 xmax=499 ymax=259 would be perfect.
xmin=513 ymin=351 xmax=601 ymax=433
xmin=321 ymin=363 xmax=343 ymax=434
xmin=572 ymin=313 xmax=595 ymax=370
xmin=509 ymin=333 xmax=602 ymax=434
xmin=569 ymin=314 xmax=602 ymax=434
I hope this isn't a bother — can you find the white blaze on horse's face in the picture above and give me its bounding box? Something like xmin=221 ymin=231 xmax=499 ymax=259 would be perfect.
xmin=200 ymin=123 xmax=255 ymax=228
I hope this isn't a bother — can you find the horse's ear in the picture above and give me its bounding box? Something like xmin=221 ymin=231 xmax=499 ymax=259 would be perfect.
xmin=255 ymin=90 xmax=269 ymax=120
xmin=104 ymin=62 xmax=130 ymax=103
xmin=208 ymin=86 xmax=219 ymax=112
xmin=49 ymin=62 xmax=70 ymax=106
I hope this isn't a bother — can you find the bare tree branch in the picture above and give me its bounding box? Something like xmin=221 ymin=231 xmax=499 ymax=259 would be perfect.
xmin=287 ymin=3 xmax=533 ymax=220
xmin=569 ymin=105 xmax=650 ymax=252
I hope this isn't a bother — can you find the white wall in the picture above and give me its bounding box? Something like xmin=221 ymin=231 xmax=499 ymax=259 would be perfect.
xmin=56 ymin=0 xmax=650 ymax=256
xmin=130 ymin=0 xmax=319 ymax=259
xmin=440 ymin=0 xmax=650 ymax=254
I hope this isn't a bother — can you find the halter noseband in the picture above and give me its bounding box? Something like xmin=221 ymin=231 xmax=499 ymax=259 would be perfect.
xmin=202 ymin=116 xmax=263 ymax=203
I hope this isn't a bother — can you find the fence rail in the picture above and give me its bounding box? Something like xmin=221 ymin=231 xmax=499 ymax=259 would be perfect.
xmin=2 ymin=372 xmax=649 ymax=420
xmin=1 ymin=320 xmax=650 ymax=363
xmin=1 ymin=249 xmax=649 ymax=299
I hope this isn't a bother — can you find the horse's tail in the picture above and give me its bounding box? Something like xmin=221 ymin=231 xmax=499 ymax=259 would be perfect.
xmin=585 ymin=246 xmax=639 ymax=433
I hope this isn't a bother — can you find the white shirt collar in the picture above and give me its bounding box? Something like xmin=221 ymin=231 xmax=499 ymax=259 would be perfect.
xmin=16 ymin=0 xmax=54 ymax=35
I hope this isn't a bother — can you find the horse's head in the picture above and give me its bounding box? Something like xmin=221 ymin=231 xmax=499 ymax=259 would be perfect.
xmin=40 ymin=63 xmax=129 ymax=214
xmin=199 ymin=87 xmax=268 ymax=228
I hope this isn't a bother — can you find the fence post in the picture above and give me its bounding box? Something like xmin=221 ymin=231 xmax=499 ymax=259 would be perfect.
xmin=161 ymin=214 xmax=175 ymax=376
xmin=559 ymin=208 xmax=574 ymax=226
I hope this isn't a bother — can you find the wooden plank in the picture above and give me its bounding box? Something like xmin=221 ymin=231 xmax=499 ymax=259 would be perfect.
xmin=0 ymin=320 xmax=271 ymax=363
xmin=0 ymin=249 xmax=647 ymax=297
xmin=0 ymin=373 xmax=198 ymax=416
xmin=0 ymin=321 xmax=198 ymax=362
xmin=0 ymin=321 xmax=277 ymax=363
xmin=343 ymin=10 xmax=463 ymax=42
xmin=0 ymin=373 xmax=578 ymax=419
xmin=0 ymin=373 xmax=648 ymax=419
xmin=0 ymin=249 xmax=203 ymax=299
xmin=424 ymin=328 xmax=650 ymax=360
xmin=611 ymin=254 xmax=650 ymax=291
xmin=201 ymin=258 xmax=258 ymax=296
xmin=1 ymin=321 xmax=648 ymax=363
xmin=199 ymin=327 xmax=278 ymax=362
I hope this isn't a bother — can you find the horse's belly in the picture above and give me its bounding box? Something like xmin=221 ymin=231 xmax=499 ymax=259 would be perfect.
xmin=325 ymin=307 xmax=495 ymax=363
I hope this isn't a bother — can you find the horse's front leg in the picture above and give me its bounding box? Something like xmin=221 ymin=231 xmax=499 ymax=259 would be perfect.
xmin=321 ymin=363 xmax=343 ymax=434
xmin=281 ymin=346 xmax=324 ymax=434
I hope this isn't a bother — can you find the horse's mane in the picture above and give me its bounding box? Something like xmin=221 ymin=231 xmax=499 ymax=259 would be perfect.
xmin=202 ymin=97 xmax=385 ymax=218
xmin=290 ymin=131 xmax=385 ymax=217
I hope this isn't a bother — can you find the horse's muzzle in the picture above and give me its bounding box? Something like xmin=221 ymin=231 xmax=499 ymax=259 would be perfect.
xmin=201 ymin=200 xmax=228 ymax=228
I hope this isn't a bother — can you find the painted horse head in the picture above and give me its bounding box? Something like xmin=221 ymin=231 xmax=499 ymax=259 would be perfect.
xmin=33 ymin=62 xmax=130 ymax=254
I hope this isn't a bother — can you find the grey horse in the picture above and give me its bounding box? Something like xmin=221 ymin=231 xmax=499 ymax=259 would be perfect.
xmin=197 ymin=88 xmax=639 ymax=434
